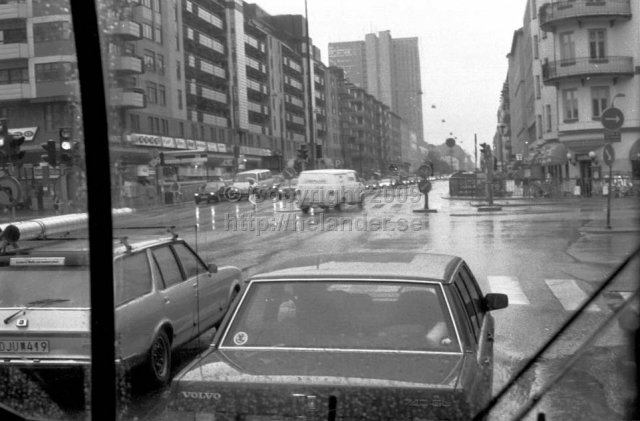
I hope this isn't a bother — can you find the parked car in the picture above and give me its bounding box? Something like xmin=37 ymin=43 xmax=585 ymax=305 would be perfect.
xmin=277 ymin=177 xmax=298 ymax=200
xmin=194 ymin=180 xmax=227 ymax=204
xmin=0 ymin=226 xmax=242 ymax=387
xmin=160 ymin=252 xmax=508 ymax=420
xmin=296 ymin=169 xmax=365 ymax=213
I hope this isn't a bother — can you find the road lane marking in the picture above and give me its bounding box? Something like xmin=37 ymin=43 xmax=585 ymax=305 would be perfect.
xmin=486 ymin=276 xmax=530 ymax=305
xmin=545 ymin=279 xmax=600 ymax=312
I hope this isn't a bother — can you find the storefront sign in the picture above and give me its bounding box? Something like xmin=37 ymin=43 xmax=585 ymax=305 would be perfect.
xmin=217 ymin=143 xmax=227 ymax=153
xmin=9 ymin=127 xmax=38 ymax=142
xmin=186 ymin=139 xmax=197 ymax=149
xmin=196 ymin=141 xmax=207 ymax=150
xmin=162 ymin=136 xmax=176 ymax=149
xmin=207 ymin=143 xmax=218 ymax=152
xmin=128 ymin=133 xmax=162 ymax=147
xmin=161 ymin=151 xmax=208 ymax=165
xmin=175 ymin=138 xmax=187 ymax=149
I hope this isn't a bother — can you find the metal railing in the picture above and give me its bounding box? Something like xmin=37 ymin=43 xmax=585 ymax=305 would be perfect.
xmin=540 ymin=0 xmax=632 ymax=30
xmin=542 ymin=56 xmax=634 ymax=83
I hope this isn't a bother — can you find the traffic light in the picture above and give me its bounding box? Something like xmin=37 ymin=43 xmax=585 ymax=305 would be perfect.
xmin=297 ymin=146 xmax=308 ymax=161
xmin=0 ymin=118 xmax=8 ymax=164
xmin=480 ymin=143 xmax=491 ymax=158
xmin=41 ymin=139 xmax=57 ymax=167
xmin=9 ymin=135 xmax=25 ymax=163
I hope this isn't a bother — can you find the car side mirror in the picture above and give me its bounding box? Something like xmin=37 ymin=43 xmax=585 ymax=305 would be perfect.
xmin=208 ymin=263 xmax=218 ymax=274
xmin=484 ymin=293 xmax=508 ymax=311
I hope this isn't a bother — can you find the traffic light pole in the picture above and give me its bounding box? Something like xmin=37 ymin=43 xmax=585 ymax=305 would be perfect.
xmin=486 ymin=152 xmax=494 ymax=206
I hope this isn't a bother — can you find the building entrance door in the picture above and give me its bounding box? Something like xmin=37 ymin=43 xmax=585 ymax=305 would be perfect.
xmin=579 ymin=160 xmax=592 ymax=197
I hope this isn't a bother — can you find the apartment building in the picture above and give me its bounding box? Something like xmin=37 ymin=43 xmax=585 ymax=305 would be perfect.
xmin=329 ymin=31 xmax=425 ymax=144
xmin=504 ymin=0 xmax=639 ymax=196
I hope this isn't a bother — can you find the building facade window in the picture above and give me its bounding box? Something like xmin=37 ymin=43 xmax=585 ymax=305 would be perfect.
xmin=158 ymin=85 xmax=166 ymax=106
xmin=545 ymin=104 xmax=552 ymax=132
xmin=129 ymin=114 xmax=140 ymax=131
xmin=589 ymin=29 xmax=606 ymax=60
xmin=35 ymin=62 xmax=76 ymax=82
xmin=157 ymin=54 xmax=165 ymax=75
xmin=154 ymin=26 xmax=162 ymax=44
xmin=33 ymin=21 xmax=72 ymax=42
xmin=146 ymin=81 xmax=158 ymax=104
xmin=143 ymin=49 xmax=155 ymax=72
xmin=0 ymin=27 xmax=27 ymax=44
xmin=161 ymin=119 xmax=169 ymax=135
xmin=535 ymin=75 xmax=541 ymax=99
xmin=591 ymin=86 xmax=609 ymax=118
xmin=177 ymin=89 xmax=183 ymax=109
xmin=179 ymin=121 xmax=184 ymax=137
xmin=559 ymin=32 xmax=575 ymax=63
xmin=533 ymin=35 xmax=539 ymax=59
xmin=142 ymin=23 xmax=153 ymax=40
xmin=562 ymin=89 xmax=579 ymax=121
xmin=0 ymin=67 xmax=28 ymax=84
xmin=176 ymin=60 xmax=181 ymax=80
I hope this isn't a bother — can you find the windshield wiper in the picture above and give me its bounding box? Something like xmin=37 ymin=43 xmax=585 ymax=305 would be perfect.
xmin=3 ymin=298 xmax=71 ymax=324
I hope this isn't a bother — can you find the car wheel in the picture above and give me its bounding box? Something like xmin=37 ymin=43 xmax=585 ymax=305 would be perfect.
xmin=145 ymin=330 xmax=171 ymax=387
xmin=300 ymin=206 xmax=310 ymax=214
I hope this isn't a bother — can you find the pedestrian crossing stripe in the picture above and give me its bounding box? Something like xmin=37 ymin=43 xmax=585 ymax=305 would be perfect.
xmin=486 ymin=276 xmax=531 ymax=305
xmin=544 ymin=279 xmax=600 ymax=312
xmin=486 ymin=276 xmax=604 ymax=312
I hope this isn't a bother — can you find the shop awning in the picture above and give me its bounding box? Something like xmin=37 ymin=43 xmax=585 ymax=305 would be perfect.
xmin=629 ymin=139 xmax=640 ymax=161
xmin=532 ymin=142 xmax=567 ymax=166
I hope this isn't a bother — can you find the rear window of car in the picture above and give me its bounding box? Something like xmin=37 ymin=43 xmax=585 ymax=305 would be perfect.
xmin=0 ymin=266 xmax=89 ymax=308
xmin=221 ymin=281 xmax=460 ymax=352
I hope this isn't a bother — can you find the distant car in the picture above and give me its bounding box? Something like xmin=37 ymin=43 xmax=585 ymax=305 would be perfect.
xmin=0 ymin=228 xmax=242 ymax=387
xmin=161 ymin=252 xmax=508 ymax=420
xmin=232 ymin=169 xmax=276 ymax=198
xmin=365 ymin=179 xmax=379 ymax=190
xmin=378 ymin=178 xmax=393 ymax=188
xmin=277 ymin=177 xmax=298 ymax=200
xmin=194 ymin=180 xmax=227 ymax=204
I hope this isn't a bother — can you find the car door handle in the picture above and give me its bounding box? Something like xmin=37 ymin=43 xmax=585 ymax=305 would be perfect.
xmin=163 ymin=297 xmax=170 ymax=304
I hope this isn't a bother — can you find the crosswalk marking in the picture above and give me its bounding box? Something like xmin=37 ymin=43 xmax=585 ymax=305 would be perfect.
xmin=487 ymin=276 xmax=531 ymax=305
xmin=544 ymin=279 xmax=601 ymax=312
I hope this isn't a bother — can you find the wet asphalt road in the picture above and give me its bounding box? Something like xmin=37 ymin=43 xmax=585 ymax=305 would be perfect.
xmin=10 ymin=180 xmax=640 ymax=420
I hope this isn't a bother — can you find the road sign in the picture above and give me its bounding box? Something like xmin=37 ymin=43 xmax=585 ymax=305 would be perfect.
xmin=604 ymin=129 xmax=621 ymax=143
xmin=601 ymin=108 xmax=624 ymax=130
xmin=282 ymin=167 xmax=296 ymax=179
xmin=603 ymin=144 xmax=615 ymax=167
xmin=446 ymin=137 xmax=456 ymax=148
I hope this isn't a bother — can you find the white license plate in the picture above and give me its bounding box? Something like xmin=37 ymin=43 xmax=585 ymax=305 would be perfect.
xmin=0 ymin=340 xmax=50 ymax=353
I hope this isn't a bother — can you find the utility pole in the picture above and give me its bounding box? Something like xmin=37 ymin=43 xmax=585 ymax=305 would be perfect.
xmin=474 ymin=133 xmax=478 ymax=171
xmin=304 ymin=0 xmax=315 ymax=170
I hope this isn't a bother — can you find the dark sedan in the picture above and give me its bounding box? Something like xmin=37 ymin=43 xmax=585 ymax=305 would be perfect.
xmin=160 ymin=252 xmax=508 ymax=420
xmin=194 ymin=180 xmax=227 ymax=204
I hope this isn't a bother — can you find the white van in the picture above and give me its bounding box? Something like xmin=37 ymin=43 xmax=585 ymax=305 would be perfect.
xmin=296 ymin=169 xmax=365 ymax=213
xmin=232 ymin=169 xmax=275 ymax=197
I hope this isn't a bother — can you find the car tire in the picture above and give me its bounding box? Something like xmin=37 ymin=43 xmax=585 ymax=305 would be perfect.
xmin=300 ymin=206 xmax=310 ymax=214
xmin=145 ymin=330 xmax=171 ymax=387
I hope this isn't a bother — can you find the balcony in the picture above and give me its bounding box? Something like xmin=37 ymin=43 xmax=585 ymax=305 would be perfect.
xmin=539 ymin=0 xmax=632 ymax=32
xmin=110 ymin=88 xmax=145 ymax=108
xmin=542 ymin=56 xmax=634 ymax=84
xmin=0 ymin=2 xmax=28 ymax=20
xmin=0 ymin=43 xmax=28 ymax=60
xmin=108 ymin=20 xmax=142 ymax=40
xmin=111 ymin=55 xmax=143 ymax=74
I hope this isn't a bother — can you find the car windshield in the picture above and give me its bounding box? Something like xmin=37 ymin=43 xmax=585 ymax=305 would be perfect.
xmin=1 ymin=0 xmax=639 ymax=420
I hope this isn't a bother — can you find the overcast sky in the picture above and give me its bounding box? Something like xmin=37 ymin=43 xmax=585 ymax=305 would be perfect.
xmin=252 ymin=0 xmax=528 ymax=156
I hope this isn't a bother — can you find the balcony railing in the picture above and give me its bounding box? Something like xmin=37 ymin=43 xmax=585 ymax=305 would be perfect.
xmin=539 ymin=0 xmax=631 ymax=32
xmin=111 ymin=55 xmax=143 ymax=74
xmin=110 ymin=88 xmax=145 ymax=108
xmin=542 ymin=56 xmax=634 ymax=84
xmin=108 ymin=20 xmax=142 ymax=40
xmin=0 ymin=43 xmax=28 ymax=60
xmin=0 ymin=2 xmax=28 ymax=20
